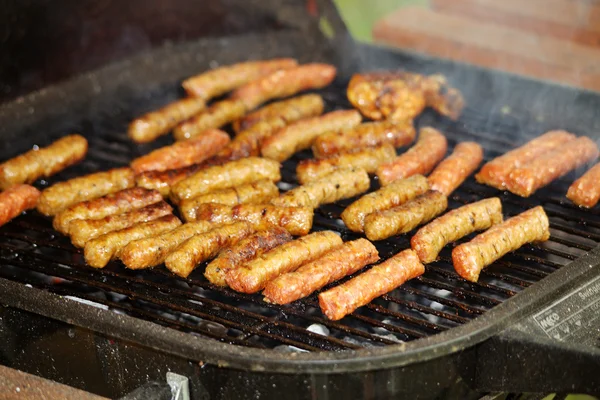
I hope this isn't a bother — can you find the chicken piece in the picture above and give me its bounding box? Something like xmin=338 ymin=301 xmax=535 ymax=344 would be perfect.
xmin=427 ymin=142 xmax=483 ymax=196
xmin=173 ymin=99 xmax=247 ymax=141
xmin=0 ymin=185 xmax=40 ymax=228
xmin=567 ymin=162 xmax=600 ymax=208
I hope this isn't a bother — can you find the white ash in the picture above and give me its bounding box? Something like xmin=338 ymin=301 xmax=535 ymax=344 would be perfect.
xmin=306 ymin=323 xmax=329 ymax=336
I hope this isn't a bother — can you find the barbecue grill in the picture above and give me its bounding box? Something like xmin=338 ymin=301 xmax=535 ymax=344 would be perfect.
xmin=1 ymin=1 xmax=599 ymax=399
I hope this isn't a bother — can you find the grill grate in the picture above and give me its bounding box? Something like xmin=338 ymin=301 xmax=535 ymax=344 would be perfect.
xmin=1 ymin=80 xmax=599 ymax=351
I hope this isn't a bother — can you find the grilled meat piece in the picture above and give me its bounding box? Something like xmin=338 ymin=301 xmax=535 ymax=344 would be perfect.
xmin=173 ymin=99 xmax=247 ymax=141
xmin=263 ymin=238 xmax=379 ymax=304
xmin=376 ymin=127 xmax=447 ymax=186
xmin=187 ymin=203 xmax=313 ymax=236
xmin=84 ymin=215 xmax=181 ymax=268
xmin=226 ymin=231 xmax=342 ymax=293
xmin=506 ymin=136 xmax=599 ymax=197
xmin=69 ymin=201 xmax=173 ymax=248
xmin=319 ymin=249 xmax=425 ymax=320
xmin=428 ymin=142 xmax=483 ymax=196
xmin=135 ymin=163 xmax=209 ymax=197
xmin=205 ymin=227 xmax=293 ymax=286
xmin=312 ymin=120 xmax=415 ymax=158
xmin=271 ymin=167 xmax=370 ymax=209
xmin=475 ymin=130 xmax=576 ymax=190
xmin=170 ymin=157 xmax=280 ymax=203
xmin=567 ymin=162 xmax=600 ymax=208
xmin=37 ymin=167 xmax=135 ymax=216
xmin=231 ymin=64 xmax=337 ymax=110
xmin=411 ymin=197 xmax=503 ymax=263
xmin=128 ymin=98 xmax=206 ymax=143
xmin=130 ymin=129 xmax=230 ymax=174
xmin=260 ymin=110 xmax=362 ymax=162
xmin=364 ymin=190 xmax=448 ymax=241
xmin=296 ymin=144 xmax=396 ymax=184
xmin=452 ymin=206 xmax=550 ymax=282
xmin=165 ymin=221 xmax=254 ymax=278
xmin=0 ymin=134 xmax=88 ymax=190
xmin=120 ymin=220 xmax=217 ymax=270
xmin=0 ymin=184 xmax=40 ymax=228
xmin=341 ymin=174 xmax=429 ymax=233
xmin=182 ymin=59 xmax=298 ymax=100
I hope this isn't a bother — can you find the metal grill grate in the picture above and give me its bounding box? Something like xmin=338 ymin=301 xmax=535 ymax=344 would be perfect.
xmin=1 ymin=80 xmax=599 ymax=351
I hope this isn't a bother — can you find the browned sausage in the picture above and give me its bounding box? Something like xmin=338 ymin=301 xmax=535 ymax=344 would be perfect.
xmin=128 ymin=97 xmax=206 ymax=143
xmin=475 ymin=130 xmax=576 ymax=190
xmin=53 ymin=187 xmax=162 ymax=234
xmin=173 ymin=99 xmax=247 ymax=141
xmin=427 ymin=142 xmax=483 ymax=196
xmin=376 ymin=127 xmax=447 ymax=186
xmin=506 ymin=136 xmax=599 ymax=197
xmin=231 ymin=64 xmax=337 ymax=110
xmin=0 ymin=184 xmax=40 ymax=227
xmin=411 ymin=198 xmax=503 ymax=263
xmin=260 ymin=110 xmax=362 ymax=162
xmin=37 ymin=167 xmax=135 ymax=216
xmin=0 ymin=135 xmax=88 ymax=190
xmin=312 ymin=121 xmax=416 ymax=158
xmin=84 ymin=215 xmax=181 ymax=268
xmin=263 ymin=239 xmax=380 ymax=304
xmin=182 ymin=59 xmax=298 ymax=99
xmin=452 ymin=206 xmax=550 ymax=282
xmin=187 ymin=203 xmax=313 ymax=236
xmin=296 ymin=144 xmax=396 ymax=184
xmin=271 ymin=167 xmax=370 ymax=209
xmin=130 ymin=129 xmax=230 ymax=174
xmin=318 ymin=249 xmax=425 ymax=320
xmin=170 ymin=157 xmax=281 ymax=203
xmin=179 ymin=180 xmax=279 ymax=221
xmin=364 ymin=190 xmax=448 ymax=241
xmin=341 ymin=174 xmax=429 ymax=233
xmin=204 ymin=227 xmax=293 ymax=286
xmin=135 ymin=163 xmax=208 ymax=197
xmin=164 ymin=221 xmax=255 ymax=278
xmin=567 ymin=162 xmax=600 ymax=208
xmin=120 ymin=220 xmax=217 ymax=270
xmin=69 ymin=201 xmax=173 ymax=248
xmin=226 ymin=231 xmax=342 ymax=293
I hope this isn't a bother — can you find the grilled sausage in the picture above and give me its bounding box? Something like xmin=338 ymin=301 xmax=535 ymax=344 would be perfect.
xmin=341 ymin=174 xmax=429 ymax=233
xmin=171 ymin=157 xmax=280 ymax=203
xmin=135 ymin=163 xmax=208 ymax=197
xmin=296 ymin=144 xmax=396 ymax=184
xmin=312 ymin=121 xmax=416 ymax=158
xmin=179 ymin=180 xmax=279 ymax=220
xmin=506 ymin=136 xmax=599 ymax=197
xmin=53 ymin=187 xmax=162 ymax=235
xmin=69 ymin=201 xmax=173 ymax=248
xmin=260 ymin=110 xmax=362 ymax=162
xmin=37 ymin=167 xmax=135 ymax=216
xmin=232 ymin=94 xmax=324 ymax=133
xmin=84 ymin=215 xmax=181 ymax=268
xmin=182 ymin=59 xmax=298 ymax=99
xmin=0 ymin=184 xmax=40 ymax=228
xmin=205 ymin=227 xmax=293 ymax=286
xmin=231 ymin=64 xmax=337 ymax=110
xmin=452 ymin=206 xmax=550 ymax=282
xmin=475 ymin=130 xmax=576 ymax=190
xmin=271 ymin=167 xmax=370 ymax=209
xmin=319 ymin=249 xmax=425 ymax=320
xmin=165 ymin=221 xmax=254 ymax=278
xmin=226 ymin=231 xmax=342 ymax=293
xmin=567 ymin=162 xmax=600 ymax=208
xmin=130 ymin=129 xmax=230 ymax=174
xmin=427 ymin=142 xmax=483 ymax=196
xmin=120 ymin=220 xmax=217 ymax=270
xmin=187 ymin=203 xmax=313 ymax=236
xmin=411 ymin=198 xmax=503 ymax=263
xmin=364 ymin=190 xmax=448 ymax=241
xmin=376 ymin=127 xmax=447 ymax=186
xmin=128 ymin=97 xmax=206 ymax=143
xmin=263 ymin=239 xmax=379 ymax=305
xmin=173 ymin=99 xmax=247 ymax=141
xmin=0 ymin=134 xmax=88 ymax=190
